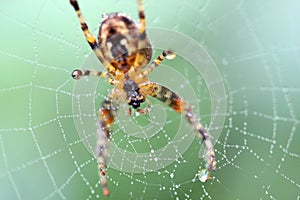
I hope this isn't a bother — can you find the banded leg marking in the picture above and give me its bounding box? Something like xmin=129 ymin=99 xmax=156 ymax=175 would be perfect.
xmin=142 ymin=50 xmax=176 ymax=76
xmin=69 ymin=0 xmax=114 ymax=72
xmin=134 ymin=0 xmax=148 ymax=67
xmin=139 ymin=82 xmax=216 ymax=176
xmin=71 ymin=69 xmax=116 ymax=85
xmin=137 ymin=0 xmax=146 ymax=34
xmin=97 ymin=93 xmax=119 ymax=196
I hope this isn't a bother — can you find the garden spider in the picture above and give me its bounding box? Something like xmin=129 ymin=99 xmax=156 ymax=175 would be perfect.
xmin=70 ymin=0 xmax=216 ymax=196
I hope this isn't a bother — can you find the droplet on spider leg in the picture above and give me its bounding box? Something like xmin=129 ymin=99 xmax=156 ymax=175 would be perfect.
xmin=101 ymin=12 xmax=108 ymax=18
xmin=166 ymin=50 xmax=176 ymax=60
xmin=71 ymin=69 xmax=82 ymax=80
xmin=198 ymin=169 xmax=210 ymax=182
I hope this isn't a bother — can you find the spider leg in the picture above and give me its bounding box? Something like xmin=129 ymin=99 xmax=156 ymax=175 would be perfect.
xmin=142 ymin=50 xmax=176 ymax=76
xmin=137 ymin=98 xmax=152 ymax=114
xmin=69 ymin=0 xmax=115 ymax=72
xmin=137 ymin=0 xmax=146 ymax=34
xmin=134 ymin=0 xmax=150 ymax=67
xmin=139 ymin=82 xmax=216 ymax=175
xmin=71 ymin=69 xmax=116 ymax=85
xmin=97 ymin=90 xmax=120 ymax=196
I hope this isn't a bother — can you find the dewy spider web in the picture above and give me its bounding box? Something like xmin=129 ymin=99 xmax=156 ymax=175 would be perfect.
xmin=72 ymin=27 xmax=226 ymax=173
xmin=0 ymin=0 xmax=300 ymax=200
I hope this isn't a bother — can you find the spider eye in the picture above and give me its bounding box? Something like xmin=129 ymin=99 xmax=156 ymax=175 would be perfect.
xmin=128 ymin=97 xmax=141 ymax=109
xmin=131 ymin=101 xmax=140 ymax=109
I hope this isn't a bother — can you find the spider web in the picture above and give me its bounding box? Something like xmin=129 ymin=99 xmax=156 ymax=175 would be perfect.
xmin=1 ymin=0 xmax=300 ymax=199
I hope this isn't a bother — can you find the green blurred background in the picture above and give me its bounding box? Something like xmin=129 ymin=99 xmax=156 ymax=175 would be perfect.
xmin=1 ymin=0 xmax=300 ymax=199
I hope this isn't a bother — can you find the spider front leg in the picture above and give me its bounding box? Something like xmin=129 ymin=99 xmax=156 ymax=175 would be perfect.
xmin=97 ymin=91 xmax=120 ymax=196
xmin=71 ymin=69 xmax=116 ymax=85
xmin=143 ymin=50 xmax=176 ymax=76
xmin=69 ymin=0 xmax=115 ymax=72
xmin=139 ymin=82 xmax=216 ymax=178
xmin=135 ymin=50 xmax=176 ymax=82
xmin=137 ymin=0 xmax=146 ymax=34
xmin=134 ymin=0 xmax=152 ymax=67
xmin=137 ymin=98 xmax=152 ymax=114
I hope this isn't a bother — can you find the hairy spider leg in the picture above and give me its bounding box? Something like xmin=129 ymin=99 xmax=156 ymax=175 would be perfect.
xmin=134 ymin=0 xmax=148 ymax=67
xmin=139 ymin=82 xmax=216 ymax=175
xmin=137 ymin=98 xmax=152 ymax=114
xmin=137 ymin=0 xmax=146 ymax=34
xmin=97 ymin=90 xmax=121 ymax=196
xmin=70 ymin=0 xmax=115 ymax=74
xmin=142 ymin=50 xmax=176 ymax=76
xmin=71 ymin=69 xmax=116 ymax=85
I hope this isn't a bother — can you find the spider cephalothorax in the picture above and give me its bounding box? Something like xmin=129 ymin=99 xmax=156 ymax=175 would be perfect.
xmin=70 ymin=0 xmax=216 ymax=197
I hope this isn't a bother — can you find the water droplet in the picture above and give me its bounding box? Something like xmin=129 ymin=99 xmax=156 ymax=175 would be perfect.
xmin=170 ymin=173 xmax=174 ymax=179
xmin=166 ymin=51 xmax=176 ymax=60
xmin=222 ymin=57 xmax=229 ymax=66
xmin=198 ymin=169 xmax=209 ymax=182
xmin=102 ymin=12 xmax=108 ymax=18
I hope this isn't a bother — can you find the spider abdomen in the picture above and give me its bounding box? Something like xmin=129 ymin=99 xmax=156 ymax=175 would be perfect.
xmin=98 ymin=13 xmax=152 ymax=73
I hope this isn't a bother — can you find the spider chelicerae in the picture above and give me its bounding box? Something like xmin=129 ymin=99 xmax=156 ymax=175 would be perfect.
xmin=70 ymin=0 xmax=216 ymax=196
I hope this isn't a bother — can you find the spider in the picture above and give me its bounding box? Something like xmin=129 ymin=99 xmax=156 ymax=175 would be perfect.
xmin=70 ymin=0 xmax=216 ymax=196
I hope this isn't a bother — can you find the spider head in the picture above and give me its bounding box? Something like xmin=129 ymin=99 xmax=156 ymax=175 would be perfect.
xmin=128 ymin=95 xmax=145 ymax=109
xmin=124 ymin=78 xmax=145 ymax=109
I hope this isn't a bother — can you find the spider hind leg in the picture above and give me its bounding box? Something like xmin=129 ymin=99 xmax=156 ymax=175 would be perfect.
xmin=96 ymin=92 xmax=120 ymax=196
xmin=140 ymin=82 xmax=217 ymax=175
